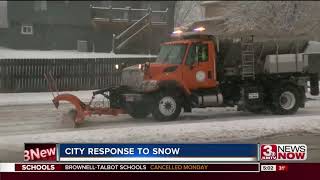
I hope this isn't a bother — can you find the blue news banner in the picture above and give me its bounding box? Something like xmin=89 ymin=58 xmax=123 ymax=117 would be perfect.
xmin=57 ymin=144 xmax=258 ymax=162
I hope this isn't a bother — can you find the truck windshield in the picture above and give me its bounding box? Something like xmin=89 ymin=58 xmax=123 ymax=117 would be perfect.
xmin=156 ymin=44 xmax=187 ymax=64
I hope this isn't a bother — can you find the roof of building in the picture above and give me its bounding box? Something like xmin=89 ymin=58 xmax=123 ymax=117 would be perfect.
xmin=200 ymin=1 xmax=222 ymax=7
xmin=304 ymin=41 xmax=320 ymax=54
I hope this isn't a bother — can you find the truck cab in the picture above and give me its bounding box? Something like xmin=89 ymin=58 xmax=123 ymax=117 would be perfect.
xmin=116 ymin=33 xmax=225 ymax=120
xmin=145 ymin=36 xmax=218 ymax=91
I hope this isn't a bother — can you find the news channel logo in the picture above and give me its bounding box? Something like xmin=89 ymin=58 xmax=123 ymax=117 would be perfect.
xmin=24 ymin=143 xmax=57 ymax=161
xmin=260 ymin=144 xmax=307 ymax=161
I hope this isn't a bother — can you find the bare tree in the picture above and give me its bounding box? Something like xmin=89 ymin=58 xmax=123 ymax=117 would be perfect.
xmin=223 ymin=1 xmax=320 ymax=40
xmin=174 ymin=1 xmax=204 ymax=27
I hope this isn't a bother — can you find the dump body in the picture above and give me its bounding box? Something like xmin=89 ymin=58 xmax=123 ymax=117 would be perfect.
xmin=264 ymin=54 xmax=309 ymax=74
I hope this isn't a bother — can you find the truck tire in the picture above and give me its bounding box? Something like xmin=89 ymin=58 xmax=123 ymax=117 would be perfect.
xmin=126 ymin=104 xmax=150 ymax=119
xmin=270 ymin=85 xmax=302 ymax=115
xmin=152 ymin=92 xmax=182 ymax=121
xmin=129 ymin=111 xmax=150 ymax=119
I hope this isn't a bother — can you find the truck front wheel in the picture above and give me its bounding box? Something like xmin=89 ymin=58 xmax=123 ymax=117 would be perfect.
xmin=126 ymin=104 xmax=150 ymax=119
xmin=270 ymin=85 xmax=302 ymax=115
xmin=152 ymin=93 xmax=182 ymax=121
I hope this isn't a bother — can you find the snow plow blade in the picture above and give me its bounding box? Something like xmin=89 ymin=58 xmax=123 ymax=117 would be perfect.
xmin=52 ymin=93 xmax=87 ymax=124
xmin=45 ymin=72 xmax=126 ymax=127
xmin=52 ymin=93 xmax=126 ymax=126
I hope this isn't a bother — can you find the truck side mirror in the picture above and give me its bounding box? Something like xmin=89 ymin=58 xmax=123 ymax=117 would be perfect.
xmin=120 ymin=62 xmax=127 ymax=69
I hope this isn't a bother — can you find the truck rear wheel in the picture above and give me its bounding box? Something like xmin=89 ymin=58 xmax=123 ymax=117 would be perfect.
xmin=270 ymin=85 xmax=301 ymax=115
xmin=152 ymin=93 xmax=182 ymax=121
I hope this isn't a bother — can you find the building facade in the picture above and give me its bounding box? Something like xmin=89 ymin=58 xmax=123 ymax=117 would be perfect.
xmin=0 ymin=1 xmax=176 ymax=54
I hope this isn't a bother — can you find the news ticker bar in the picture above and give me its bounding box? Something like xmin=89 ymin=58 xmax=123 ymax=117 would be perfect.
xmin=0 ymin=163 xmax=265 ymax=172
xmin=0 ymin=163 xmax=291 ymax=173
xmin=59 ymin=157 xmax=257 ymax=162
xmin=24 ymin=143 xmax=308 ymax=162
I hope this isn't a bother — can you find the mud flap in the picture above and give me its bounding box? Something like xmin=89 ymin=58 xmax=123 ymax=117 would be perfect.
xmin=310 ymin=73 xmax=319 ymax=96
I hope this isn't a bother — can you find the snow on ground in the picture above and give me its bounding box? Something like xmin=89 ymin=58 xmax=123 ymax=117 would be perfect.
xmin=0 ymin=47 xmax=157 ymax=59
xmin=0 ymin=112 xmax=319 ymax=150
xmin=0 ymin=83 xmax=319 ymax=156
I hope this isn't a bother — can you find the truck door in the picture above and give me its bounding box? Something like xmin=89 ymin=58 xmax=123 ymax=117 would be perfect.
xmin=182 ymin=42 xmax=217 ymax=90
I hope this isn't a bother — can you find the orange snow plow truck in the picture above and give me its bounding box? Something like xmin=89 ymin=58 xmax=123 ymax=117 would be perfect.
xmin=49 ymin=30 xmax=319 ymax=126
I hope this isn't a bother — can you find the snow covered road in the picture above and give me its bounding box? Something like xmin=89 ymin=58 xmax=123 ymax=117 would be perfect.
xmin=0 ymin=92 xmax=319 ymax=161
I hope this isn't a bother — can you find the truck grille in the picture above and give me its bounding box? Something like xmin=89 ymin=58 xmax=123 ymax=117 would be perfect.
xmin=121 ymin=67 xmax=144 ymax=89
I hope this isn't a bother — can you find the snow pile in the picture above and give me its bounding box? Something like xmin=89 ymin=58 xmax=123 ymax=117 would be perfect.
xmin=0 ymin=47 xmax=157 ymax=59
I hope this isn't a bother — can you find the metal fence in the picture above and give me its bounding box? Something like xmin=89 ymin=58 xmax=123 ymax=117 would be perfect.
xmin=90 ymin=6 xmax=169 ymax=25
xmin=0 ymin=57 xmax=156 ymax=93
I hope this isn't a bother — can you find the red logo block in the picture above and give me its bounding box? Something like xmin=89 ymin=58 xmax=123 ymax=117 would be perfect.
xmin=24 ymin=143 xmax=57 ymax=162
xmin=276 ymin=164 xmax=289 ymax=172
xmin=261 ymin=144 xmax=277 ymax=160
xmin=260 ymin=144 xmax=307 ymax=161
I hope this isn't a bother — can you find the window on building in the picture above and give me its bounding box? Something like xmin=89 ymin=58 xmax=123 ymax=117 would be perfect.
xmin=140 ymin=2 xmax=161 ymax=10
xmin=64 ymin=1 xmax=70 ymax=6
xmin=150 ymin=2 xmax=161 ymax=11
xmin=21 ymin=25 xmax=33 ymax=35
xmin=100 ymin=1 xmax=111 ymax=7
xmin=0 ymin=1 xmax=8 ymax=28
xmin=140 ymin=1 xmax=150 ymax=10
xmin=34 ymin=1 xmax=47 ymax=12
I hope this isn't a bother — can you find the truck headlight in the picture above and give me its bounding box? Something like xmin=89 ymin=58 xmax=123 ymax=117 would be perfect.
xmin=141 ymin=80 xmax=159 ymax=92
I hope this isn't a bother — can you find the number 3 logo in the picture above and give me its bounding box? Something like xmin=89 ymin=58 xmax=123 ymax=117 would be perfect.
xmin=263 ymin=145 xmax=273 ymax=156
